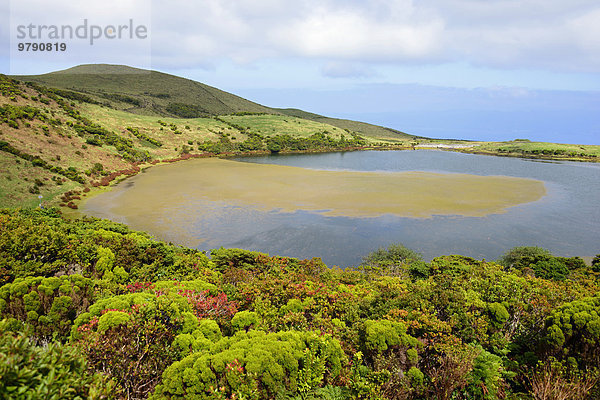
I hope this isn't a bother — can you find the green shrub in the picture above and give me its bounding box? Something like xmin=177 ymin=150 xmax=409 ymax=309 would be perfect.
xmin=497 ymin=246 xmax=552 ymax=269
xmin=0 ymin=325 xmax=113 ymax=399
xmin=406 ymin=366 xmax=424 ymax=386
xmin=543 ymin=296 xmax=600 ymax=369
xmin=231 ymin=310 xmax=259 ymax=332
xmin=487 ymin=302 xmax=510 ymax=329
xmin=363 ymin=319 xmax=420 ymax=358
xmin=467 ymin=347 xmax=504 ymax=399
xmin=153 ymin=330 xmax=345 ymax=399
xmin=0 ymin=275 xmax=95 ymax=341
xmin=97 ymin=310 xmax=131 ymax=332
xmin=361 ymin=243 xmax=423 ymax=277
xmin=592 ymin=255 xmax=600 ymax=273
xmin=75 ymin=294 xmax=189 ymax=399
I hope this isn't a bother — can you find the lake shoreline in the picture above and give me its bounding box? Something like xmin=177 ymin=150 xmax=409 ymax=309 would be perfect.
xmin=74 ymin=149 xmax=599 ymax=266
xmin=67 ymin=141 xmax=596 ymax=219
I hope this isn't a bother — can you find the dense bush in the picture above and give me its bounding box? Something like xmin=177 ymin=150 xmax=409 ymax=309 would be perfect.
xmin=154 ymin=330 xmax=345 ymax=399
xmin=166 ymin=102 xmax=208 ymax=118
xmin=74 ymin=293 xmax=189 ymax=399
xmin=0 ymin=208 xmax=218 ymax=284
xmin=1 ymin=210 xmax=599 ymax=399
xmin=0 ymin=274 xmax=95 ymax=341
xmin=361 ymin=243 xmax=426 ymax=278
xmin=543 ymin=295 xmax=600 ymax=369
xmin=497 ymin=246 xmax=588 ymax=280
xmin=0 ymin=324 xmax=113 ymax=399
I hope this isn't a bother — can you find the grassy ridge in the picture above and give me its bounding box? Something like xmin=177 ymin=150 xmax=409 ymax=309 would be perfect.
xmin=275 ymin=108 xmax=417 ymax=141
xmin=17 ymin=64 xmax=273 ymax=117
xmin=15 ymin=64 xmax=414 ymax=141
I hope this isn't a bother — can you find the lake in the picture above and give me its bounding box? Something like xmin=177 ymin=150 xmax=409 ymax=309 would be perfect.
xmin=82 ymin=150 xmax=600 ymax=266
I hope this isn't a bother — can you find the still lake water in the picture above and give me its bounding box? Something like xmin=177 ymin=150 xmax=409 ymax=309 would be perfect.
xmin=84 ymin=150 xmax=600 ymax=266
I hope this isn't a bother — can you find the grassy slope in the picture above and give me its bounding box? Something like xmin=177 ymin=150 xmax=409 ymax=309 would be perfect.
xmin=0 ymin=152 xmax=80 ymax=208
xmin=15 ymin=64 xmax=414 ymax=142
xmin=17 ymin=64 xmax=273 ymax=117
xmin=275 ymin=108 xmax=417 ymax=141
xmin=0 ymin=79 xmax=134 ymax=208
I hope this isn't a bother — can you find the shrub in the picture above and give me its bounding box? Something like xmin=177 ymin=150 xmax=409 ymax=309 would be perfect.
xmin=591 ymin=255 xmax=600 ymax=273
xmin=363 ymin=319 xmax=420 ymax=355
xmin=231 ymin=310 xmax=259 ymax=332
xmin=153 ymin=330 xmax=345 ymax=399
xmin=487 ymin=302 xmax=510 ymax=329
xmin=0 ymin=275 xmax=96 ymax=341
xmin=75 ymin=294 xmax=189 ymax=399
xmin=542 ymin=296 xmax=600 ymax=369
xmin=497 ymin=246 xmax=552 ymax=269
xmin=0 ymin=325 xmax=113 ymax=399
xmin=361 ymin=243 xmax=423 ymax=277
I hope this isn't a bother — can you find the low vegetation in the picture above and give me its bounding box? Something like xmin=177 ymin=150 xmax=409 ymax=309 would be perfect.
xmin=468 ymin=140 xmax=600 ymax=161
xmin=1 ymin=208 xmax=599 ymax=399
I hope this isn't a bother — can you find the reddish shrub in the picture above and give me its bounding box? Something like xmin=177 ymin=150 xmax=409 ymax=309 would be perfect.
xmin=178 ymin=290 xmax=237 ymax=325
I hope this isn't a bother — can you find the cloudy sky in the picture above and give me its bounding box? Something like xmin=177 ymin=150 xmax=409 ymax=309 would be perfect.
xmin=2 ymin=0 xmax=599 ymax=143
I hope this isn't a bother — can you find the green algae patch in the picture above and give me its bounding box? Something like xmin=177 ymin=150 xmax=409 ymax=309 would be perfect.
xmin=84 ymin=158 xmax=546 ymax=223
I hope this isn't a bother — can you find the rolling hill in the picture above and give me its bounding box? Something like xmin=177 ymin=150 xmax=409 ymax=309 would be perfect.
xmin=1 ymin=66 xmax=420 ymax=209
xmin=16 ymin=64 xmax=415 ymax=141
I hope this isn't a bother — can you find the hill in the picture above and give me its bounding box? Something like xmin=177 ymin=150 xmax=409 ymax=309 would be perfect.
xmin=17 ymin=64 xmax=274 ymax=117
xmin=16 ymin=64 xmax=415 ymax=141
xmin=0 ymin=70 xmax=415 ymax=209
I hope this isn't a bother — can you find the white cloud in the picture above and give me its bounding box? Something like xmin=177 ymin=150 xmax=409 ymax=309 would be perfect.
xmin=269 ymin=1 xmax=445 ymax=60
xmin=566 ymin=9 xmax=600 ymax=64
xmin=6 ymin=0 xmax=600 ymax=76
xmin=146 ymin=0 xmax=600 ymax=74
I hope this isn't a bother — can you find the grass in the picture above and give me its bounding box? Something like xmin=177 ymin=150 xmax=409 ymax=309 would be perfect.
xmin=16 ymin=64 xmax=275 ymax=117
xmin=79 ymin=104 xmax=404 ymax=153
xmin=218 ymin=114 xmax=349 ymax=138
xmin=80 ymin=104 xmax=246 ymax=158
xmin=275 ymin=108 xmax=415 ymax=142
xmin=15 ymin=64 xmax=417 ymax=142
xmin=0 ymin=152 xmax=79 ymax=208
xmin=471 ymin=140 xmax=600 ymax=160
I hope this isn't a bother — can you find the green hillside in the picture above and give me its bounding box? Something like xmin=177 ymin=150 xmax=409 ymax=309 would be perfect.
xmin=17 ymin=64 xmax=273 ymax=117
xmin=276 ymin=108 xmax=418 ymax=142
xmin=1 ymin=71 xmax=412 ymax=209
xmin=15 ymin=64 xmax=415 ymax=141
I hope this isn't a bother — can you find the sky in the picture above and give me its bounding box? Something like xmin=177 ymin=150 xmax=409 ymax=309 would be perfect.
xmin=2 ymin=0 xmax=600 ymax=144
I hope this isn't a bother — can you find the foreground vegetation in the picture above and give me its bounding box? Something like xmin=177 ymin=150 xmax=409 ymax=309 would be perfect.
xmin=1 ymin=208 xmax=599 ymax=399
